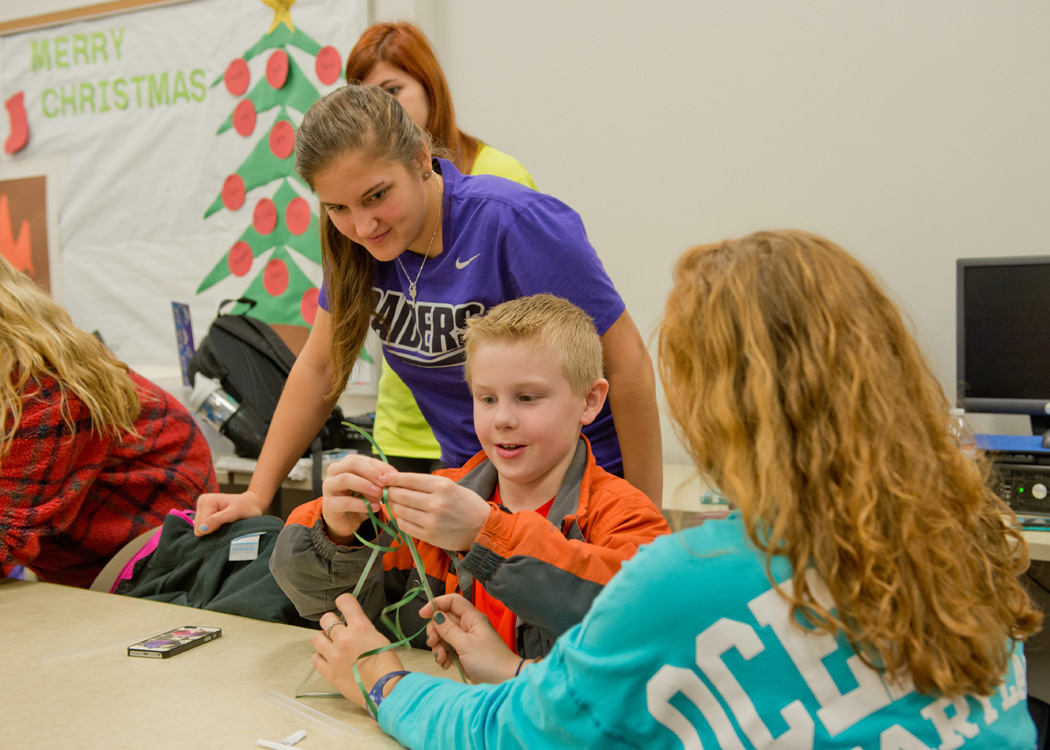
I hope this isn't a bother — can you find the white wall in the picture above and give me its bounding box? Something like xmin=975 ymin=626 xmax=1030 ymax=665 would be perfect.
xmin=5 ymin=0 xmax=1049 ymax=460
xmin=422 ymin=0 xmax=1050 ymax=457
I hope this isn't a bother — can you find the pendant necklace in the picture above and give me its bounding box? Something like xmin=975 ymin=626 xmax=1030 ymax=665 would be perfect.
xmin=397 ymin=176 xmax=442 ymax=304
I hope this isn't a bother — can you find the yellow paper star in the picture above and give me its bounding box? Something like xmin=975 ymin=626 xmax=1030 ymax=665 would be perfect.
xmin=261 ymin=0 xmax=296 ymax=34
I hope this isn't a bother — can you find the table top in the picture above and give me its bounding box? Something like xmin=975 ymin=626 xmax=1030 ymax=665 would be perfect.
xmin=0 ymin=579 xmax=446 ymax=750
xmin=4 ymin=519 xmax=1046 ymax=750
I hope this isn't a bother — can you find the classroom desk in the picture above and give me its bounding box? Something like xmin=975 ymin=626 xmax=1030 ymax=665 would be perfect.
xmin=0 ymin=579 xmax=447 ymax=750
xmin=661 ymin=463 xmax=712 ymax=526
xmin=1025 ymin=530 xmax=1050 ymax=562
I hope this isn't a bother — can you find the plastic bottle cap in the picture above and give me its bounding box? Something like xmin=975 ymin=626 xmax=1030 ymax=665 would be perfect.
xmin=949 ymin=408 xmax=965 ymax=416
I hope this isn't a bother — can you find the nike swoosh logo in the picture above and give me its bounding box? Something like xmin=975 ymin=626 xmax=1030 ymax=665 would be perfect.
xmin=455 ymin=254 xmax=480 ymax=270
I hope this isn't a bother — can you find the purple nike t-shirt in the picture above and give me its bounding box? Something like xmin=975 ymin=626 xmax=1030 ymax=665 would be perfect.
xmin=319 ymin=158 xmax=625 ymax=471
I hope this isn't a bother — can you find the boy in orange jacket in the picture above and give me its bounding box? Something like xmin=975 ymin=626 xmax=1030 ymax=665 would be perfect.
xmin=270 ymin=294 xmax=669 ymax=661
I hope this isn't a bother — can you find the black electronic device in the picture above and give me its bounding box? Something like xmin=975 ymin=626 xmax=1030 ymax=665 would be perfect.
xmin=956 ymin=256 xmax=1050 ymax=444
xmin=977 ymin=434 xmax=1050 ymax=516
xmin=988 ymin=462 xmax=1050 ymax=515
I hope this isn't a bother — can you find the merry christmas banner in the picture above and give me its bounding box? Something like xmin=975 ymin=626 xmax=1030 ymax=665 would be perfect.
xmin=0 ymin=0 xmax=368 ymax=375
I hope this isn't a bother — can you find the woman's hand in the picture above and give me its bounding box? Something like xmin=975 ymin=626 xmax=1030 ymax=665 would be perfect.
xmin=320 ymin=455 xmax=394 ymax=543
xmin=381 ymin=473 xmax=492 ymax=552
xmin=314 ymin=593 xmax=405 ymax=708
xmin=193 ymin=490 xmax=265 ymax=536
xmin=421 ymin=594 xmax=525 ymax=683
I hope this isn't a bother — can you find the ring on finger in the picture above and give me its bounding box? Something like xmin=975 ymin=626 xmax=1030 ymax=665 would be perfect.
xmin=324 ymin=619 xmax=343 ymax=639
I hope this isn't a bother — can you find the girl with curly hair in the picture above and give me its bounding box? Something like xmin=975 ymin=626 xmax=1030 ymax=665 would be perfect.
xmin=314 ymin=229 xmax=1041 ymax=749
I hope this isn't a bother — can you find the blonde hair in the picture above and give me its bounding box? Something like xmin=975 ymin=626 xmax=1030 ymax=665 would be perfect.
xmin=0 ymin=255 xmax=140 ymax=462
xmin=463 ymin=294 xmax=603 ymax=396
xmin=657 ymin=229 xmax=1040 ymax=697
xmin=295 ymin=84 xmax=435 ymax=397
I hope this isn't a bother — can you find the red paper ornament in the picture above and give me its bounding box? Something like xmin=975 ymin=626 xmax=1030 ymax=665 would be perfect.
xmin=285 ymin=196 xmax=310 ymax=235
xmin=222 ymin=174 xmax=246 ymax=210
xmin=233 ymin=99 xmax=256 ymax=136
xmin=227 ymin=241 xmax=253 ymax=276
xmin=263 ymin=258 xmax=289 ymax=296
xmin=315 ymin=46 xmax=342 ymax=85
xmin=253 ymin=197 xmax=277 ymax=235
xmin=301 ymin=287 xmax=320 ymax=325
xmin=224 ymin=58 xmax=250 ymax=96
xmin=269 ymin=120 xmax=295 ymax=160
xmin=266 ymin=49 xmax=289 ymax=89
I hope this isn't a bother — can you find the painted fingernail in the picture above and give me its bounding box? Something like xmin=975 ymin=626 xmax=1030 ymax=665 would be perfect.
xmin=433 ymin=612 xmax=445 ymax=625
xmin=200 ymin=525 xmax=208 ymax=532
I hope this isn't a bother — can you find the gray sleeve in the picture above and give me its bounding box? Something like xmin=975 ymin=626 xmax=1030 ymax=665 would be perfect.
xmin=462 ymin=545 xmax=604 ymax=641
xmin=269 ymin=520 xmax=390 ymax=622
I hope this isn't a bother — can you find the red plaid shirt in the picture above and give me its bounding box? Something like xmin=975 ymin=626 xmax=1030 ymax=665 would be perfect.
xmin=1 ymin=371 xmax=218 ymax=587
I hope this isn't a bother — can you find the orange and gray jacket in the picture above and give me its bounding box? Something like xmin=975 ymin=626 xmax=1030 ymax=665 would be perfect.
xmin=268 ymin=437 xmax=670 ymax=659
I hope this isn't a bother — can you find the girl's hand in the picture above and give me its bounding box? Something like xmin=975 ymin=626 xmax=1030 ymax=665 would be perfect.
xmin=194 ymin=490 xmax=265 ymax=536
xmin=314 ymin=593 xmax=404 ymax=708
xmin=420 ymin=594 xmax=524 ymax=683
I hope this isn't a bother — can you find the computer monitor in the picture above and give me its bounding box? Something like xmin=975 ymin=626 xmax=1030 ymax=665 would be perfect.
xmin=956 ymin=255 xmax=1050 ymax=438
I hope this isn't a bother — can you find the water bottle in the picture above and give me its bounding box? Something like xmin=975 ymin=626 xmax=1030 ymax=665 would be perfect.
xmin=947 ymin=407 xmax=978 ymax=461
xmin=189 ymin=373 xmax=267 ymax=457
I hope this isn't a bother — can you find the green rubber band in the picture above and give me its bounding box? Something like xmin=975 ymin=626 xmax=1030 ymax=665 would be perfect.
xmin=337 ymin=422 xmax=467 ymax=703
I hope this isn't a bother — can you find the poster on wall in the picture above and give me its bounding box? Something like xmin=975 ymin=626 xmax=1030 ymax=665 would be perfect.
xmin=0 ymin=156 xmax=63 ymax=296
xmin=0 ymin=173 xmax=49 ymax=289
xmin=0 ymin=0 xmax=376 ymax=387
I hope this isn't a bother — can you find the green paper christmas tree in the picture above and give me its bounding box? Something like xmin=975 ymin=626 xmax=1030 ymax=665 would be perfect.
xmin=197 ymin=0 xmax=361 ymax=359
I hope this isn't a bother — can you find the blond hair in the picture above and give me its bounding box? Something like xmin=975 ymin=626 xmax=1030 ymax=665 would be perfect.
xmin=463 ymin=294 xmax=603 ymax=396
xmin=0 ymin=256 xmax=140 ymax=462
xmin=295 ymin=84 xmax=435 ymax=398
xmin=657 ymin=229 xmax=1040 ymax=697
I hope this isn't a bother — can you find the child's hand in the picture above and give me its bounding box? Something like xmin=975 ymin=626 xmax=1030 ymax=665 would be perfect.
xmin=420 ymin=594 xmax=524 ymax=683
xmin=194 ymin=490 xmax=264 ymax=536
xmin=315 ymin=593 xmax=404 ymax=709
xmin=320 ymin=455 xmax=393 ymax=544
xmin=380 ymin=473 xmax=492 ymax=551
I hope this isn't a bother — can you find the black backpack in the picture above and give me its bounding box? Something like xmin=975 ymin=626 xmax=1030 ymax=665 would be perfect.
xmin=188 ymin=298 xmax=349 ymax=491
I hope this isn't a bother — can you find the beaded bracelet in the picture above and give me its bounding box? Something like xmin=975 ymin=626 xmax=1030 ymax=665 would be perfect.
xmin=366 ymin=670 xmax=410 ymax=719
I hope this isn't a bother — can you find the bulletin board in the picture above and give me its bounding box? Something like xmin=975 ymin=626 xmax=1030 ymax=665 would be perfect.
xmin=0 ymin=0 xmax=378 ymax=388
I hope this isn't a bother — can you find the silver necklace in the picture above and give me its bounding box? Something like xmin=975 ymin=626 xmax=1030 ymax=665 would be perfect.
xmin=397 ymin=177 xmax=442 ymax=304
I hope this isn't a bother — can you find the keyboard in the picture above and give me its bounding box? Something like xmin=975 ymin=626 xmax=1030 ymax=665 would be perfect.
xmin=1018 ymin=515 xmax=1050 ymax=531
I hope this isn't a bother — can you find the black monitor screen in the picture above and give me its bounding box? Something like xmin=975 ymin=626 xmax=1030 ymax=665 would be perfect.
xmin=958 ymin=257 xmax=1050 ymax=409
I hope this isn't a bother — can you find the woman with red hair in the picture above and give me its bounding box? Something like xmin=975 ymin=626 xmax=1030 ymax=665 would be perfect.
xmin=347 ymin=21 xmax=536 ymax=474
